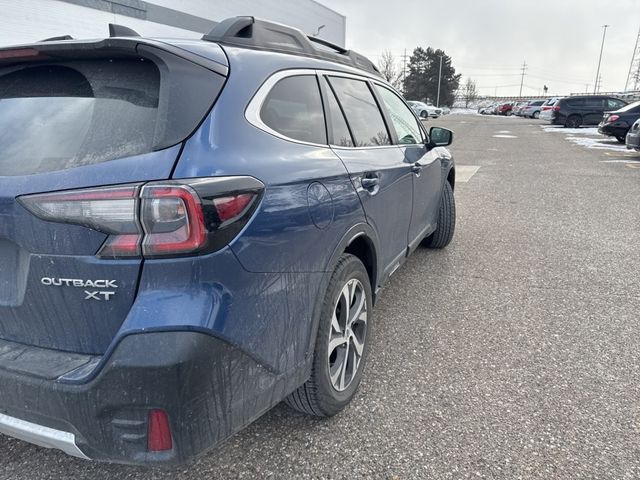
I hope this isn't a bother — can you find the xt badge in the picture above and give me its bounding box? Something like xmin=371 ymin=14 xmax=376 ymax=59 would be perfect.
xmin=84 ymin=290 xmax=116 ymax=301
xmin=41 ymin=277 xmax=118 ymax=301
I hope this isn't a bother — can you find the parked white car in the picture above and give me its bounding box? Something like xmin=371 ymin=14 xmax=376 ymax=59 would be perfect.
xmin=407 ymin=101 xmax=443 ymax=118
xmin=539 ymin=98 xmax=561 ymax=122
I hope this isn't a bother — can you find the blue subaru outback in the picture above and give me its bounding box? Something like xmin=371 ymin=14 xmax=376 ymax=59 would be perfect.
xmin=0 ymin=17 xmax=455 ymax=465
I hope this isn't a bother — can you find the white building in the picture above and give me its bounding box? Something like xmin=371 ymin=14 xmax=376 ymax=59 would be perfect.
xmin=0 ymin=0 xmax=345 ymax=47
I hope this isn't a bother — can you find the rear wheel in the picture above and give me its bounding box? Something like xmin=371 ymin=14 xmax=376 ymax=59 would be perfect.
xmin=285 ymin=254 xmax=372 ymax=417
xmin=616 ymin=135 xmax=626 ymax=144
xmin=565 ymin=115 xmax=582 ymax=128
xmin=423 ymin=181 xmax=456 ymax=249
xmin=533 ymin=111 xmax=540 ymax=119
xmin=420 ymin=110 xmax=428 ymax=119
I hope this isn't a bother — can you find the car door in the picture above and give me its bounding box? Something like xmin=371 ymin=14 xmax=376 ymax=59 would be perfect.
xmin=323 ymin=75 xmax=413 ymax=280
xmin=373 ymin=84 xmax=442 ymax=249
xmin=584 ymin=97 xmax=605 ymax=125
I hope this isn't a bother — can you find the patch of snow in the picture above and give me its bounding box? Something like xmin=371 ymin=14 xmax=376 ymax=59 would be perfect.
xmin=492 ymin=134 xmax=518 ymax=138
xmin=600 ymin=159 xmax=640 ymax=163
xmin=541 ymin=125 xmax=599 ymax=135
xmin=564 ymin=136 xmax=628 ymax=152
xmin=496 ymin=130 xmax=512 ymax=134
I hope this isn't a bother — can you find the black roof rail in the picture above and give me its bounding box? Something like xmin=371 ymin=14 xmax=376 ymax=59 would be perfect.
xmin=40 ymin=35 xmax=74 ymax=42
xmin=109 ymin=23 xmax=140 ymax=38
xmin=202 ymin=16 xmax=381 ymax=77
xmin=308 ymin=36 xmax=347 ymax=54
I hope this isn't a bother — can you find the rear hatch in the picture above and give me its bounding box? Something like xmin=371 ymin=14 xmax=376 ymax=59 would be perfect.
xmin=0 ymin=38 xmax=227 ymax=354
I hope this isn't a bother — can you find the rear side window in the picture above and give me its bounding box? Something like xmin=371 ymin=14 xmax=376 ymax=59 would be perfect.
xmin=328 ymin=77 xmax=390 ymax=147
xmin=607 ymin=98 xmax=626 ymax=110
xmin=566 ymin=98 xmax=585 ymax=107
xmin=260 ymin=75 xmax=326 ymax=145
xmin=584 ymin=97 xmax=604 ymax=108
xmin=0 ymin=56 xmax=224 ymax=176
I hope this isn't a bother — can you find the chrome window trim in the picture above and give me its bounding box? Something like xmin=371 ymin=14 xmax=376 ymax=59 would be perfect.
xmin=0 ymin=412 xmax=90 ymax=460
xmin=245 ymin=69 xmax=329 ymax=148
xmin=245 ymin=68 xmax=401 ymax=150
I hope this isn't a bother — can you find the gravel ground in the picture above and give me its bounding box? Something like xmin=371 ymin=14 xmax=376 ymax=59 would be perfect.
xmin=2 ymin=114 xmax=640 ymax=479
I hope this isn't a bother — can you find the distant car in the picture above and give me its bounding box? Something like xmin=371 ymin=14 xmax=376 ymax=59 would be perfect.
xmin=511 ymin=101 xmax=529 ymax=116
xmin=478 ymin=103 xmax=496 ymax=114
xmin=598 ymin=101 xmax=640 ymax=143
xmin=539 ymin=98 xmax=560 ymax=122
xmin=521 ymin=100 xmax=545 ymax=119
xmin=441 ymin=106 xmax=451 ymax=115
xmin=497 ymin=103 xmax=513 ymax=116
xmin=549 ymin=95 xmax=627 ymax=128
xmin=407 ymin=101 xmax=442 ymax=118
xmin=626 ymin=118 xmax=640 ymax=150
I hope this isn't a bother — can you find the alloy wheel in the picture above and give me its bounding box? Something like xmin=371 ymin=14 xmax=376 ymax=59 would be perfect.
xmin=327 ymin=278 xmax=368 ymax=392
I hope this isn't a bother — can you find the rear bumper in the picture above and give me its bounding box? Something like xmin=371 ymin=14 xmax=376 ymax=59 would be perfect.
xmin=0 ymin=331 xmax=303 ymax=465
xmin=598 ymin=124 xmax=627 ymax=138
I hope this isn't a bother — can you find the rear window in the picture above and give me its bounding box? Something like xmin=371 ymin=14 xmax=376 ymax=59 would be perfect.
xmin=0 ymin=55 xmax=224 ymax=176
xmin=617 ymin=100 xmax=640 ymax=113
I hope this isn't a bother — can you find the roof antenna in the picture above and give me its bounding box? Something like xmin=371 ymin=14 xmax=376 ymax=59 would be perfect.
xmin=109 ymin=24 xmax=140 ymax=38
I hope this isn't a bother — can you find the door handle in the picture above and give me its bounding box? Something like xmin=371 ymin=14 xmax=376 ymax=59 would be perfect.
xmin=361 ymin=175 xmax=380 ymax=191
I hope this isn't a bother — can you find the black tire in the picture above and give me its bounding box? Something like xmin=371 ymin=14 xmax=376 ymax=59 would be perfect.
xmin=285 ymin=254 xmax=373 ymax=417
xmin=420 ymin=110 xmax=428 ymax=119
xmin=423 ymin=180 xmax=456 ymax=249
xmin=616 ymin=135 xmax=626 ymax=144
xmin=565 ymin=115 xmax=582 ymax=128
xmin=533 ymin=111 xmax=540 ymax=119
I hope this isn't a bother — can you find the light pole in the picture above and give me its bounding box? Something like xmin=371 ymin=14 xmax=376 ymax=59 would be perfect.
xmin=436 ymin=55 xmax=443 ymax=107
xmin=594 ymin=24 xmax=609 ymax=94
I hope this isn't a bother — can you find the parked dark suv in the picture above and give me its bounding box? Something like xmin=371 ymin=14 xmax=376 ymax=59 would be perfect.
xmin=550 ymin=95 xmax=627 ymax=128
xmin=0 ymin=17 xmax=456 ymax=465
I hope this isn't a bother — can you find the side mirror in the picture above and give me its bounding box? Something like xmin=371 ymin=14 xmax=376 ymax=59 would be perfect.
xmin=428 ymin=127 xmax=453 ymax=147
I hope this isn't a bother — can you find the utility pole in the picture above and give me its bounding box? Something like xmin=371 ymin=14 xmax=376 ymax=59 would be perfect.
xmin=594 ymin=24 xmax=609 ymax=94
xmin=519 ymin=60 xmax=528 ymax=97
xmin=436 ymin=54 xmax=443 ymax=107
xmin=401 ymin=48 xmax=407 ymax=95
xmin=624 ymin=25 xmax=640 ymax=92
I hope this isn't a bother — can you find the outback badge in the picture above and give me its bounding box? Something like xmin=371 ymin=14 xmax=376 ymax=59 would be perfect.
xmin=41 ymin=277 xmax=118 ymax=301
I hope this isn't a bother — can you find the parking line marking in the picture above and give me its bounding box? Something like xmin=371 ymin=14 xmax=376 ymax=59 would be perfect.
xmin=456 ymin=165 xmax=480 ymax=183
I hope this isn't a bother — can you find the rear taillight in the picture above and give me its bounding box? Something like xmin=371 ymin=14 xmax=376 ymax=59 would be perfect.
xmin=606 ymin=114 xmax=619 ymax=123
xmin=140 ymin=184 xmax=207 ymax=257
xmin=552 ymin=105 xmax=561 ymax=111
xmin=18 ymin=177 xmax=263 ymax=259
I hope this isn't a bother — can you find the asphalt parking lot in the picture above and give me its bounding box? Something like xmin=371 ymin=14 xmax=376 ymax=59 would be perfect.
xmin=2 ymin=114 xmax=640 ymax=479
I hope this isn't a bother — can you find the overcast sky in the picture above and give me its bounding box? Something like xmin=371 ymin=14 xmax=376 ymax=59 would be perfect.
xmin=320 ymin=0 xmax=640 ymax=97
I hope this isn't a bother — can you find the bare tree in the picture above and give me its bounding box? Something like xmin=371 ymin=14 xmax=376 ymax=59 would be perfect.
xmin=462 ymin=77 xmax=479 ymax=108
xmin=378 ymin=50 xmax=402 ymax=89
